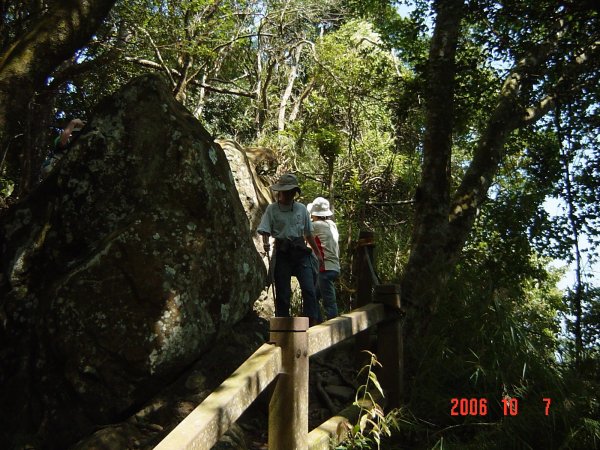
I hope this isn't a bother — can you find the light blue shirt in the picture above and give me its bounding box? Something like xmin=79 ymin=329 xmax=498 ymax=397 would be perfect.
xmin=257 ymin=201 xmax=314 ymax=239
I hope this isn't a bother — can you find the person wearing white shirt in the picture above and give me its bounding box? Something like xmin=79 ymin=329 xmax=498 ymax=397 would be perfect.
xmin=307 ymin=197 xmax=340 ymax=321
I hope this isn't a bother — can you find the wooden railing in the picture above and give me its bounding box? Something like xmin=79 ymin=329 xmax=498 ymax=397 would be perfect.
xmin=154 ymin=231 xmax=403 ymax=450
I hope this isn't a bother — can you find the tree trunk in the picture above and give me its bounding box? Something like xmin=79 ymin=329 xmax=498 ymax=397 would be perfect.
xmin=278 ymin=44 xmax=304 ymax=131
xmin=400 ymin=0 xmax=570 ymax=362
xmin=0 ymin=0 xmax=117 ymax=193
xmin=400 ymin=0 xmax=464 ymax=332
xmin=327 ymin=156 xmax=335 ymax=208
xmin=555 ymin=104 xmax=584 ymax=366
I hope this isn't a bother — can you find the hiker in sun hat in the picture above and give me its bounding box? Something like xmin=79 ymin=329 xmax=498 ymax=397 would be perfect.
xmin=307 ymin=197 xmax=340 ymax=321
xmin=257 ymin=173 xmax=323 ymax=325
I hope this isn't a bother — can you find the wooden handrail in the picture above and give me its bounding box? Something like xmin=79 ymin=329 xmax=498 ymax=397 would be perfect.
xmin=154 ymin=343 xmax=282 ymax=450
xmin=307 ymin=303 xmax=386 ymax=356
xmin=154 ymin=231 xmax=403 ymax=450
xmin=154 ymin=305 xmax=389 ymax=450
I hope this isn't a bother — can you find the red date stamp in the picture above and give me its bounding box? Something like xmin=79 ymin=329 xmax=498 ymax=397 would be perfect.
xmin=450 ymin=397 xmax=552 ymax=416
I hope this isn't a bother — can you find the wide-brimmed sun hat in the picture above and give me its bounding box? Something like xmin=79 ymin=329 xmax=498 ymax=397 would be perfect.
xmin=270 ymin=173 xmax=301 ymax=193
xmin=309 ymin=197 xmax=333 ymax=217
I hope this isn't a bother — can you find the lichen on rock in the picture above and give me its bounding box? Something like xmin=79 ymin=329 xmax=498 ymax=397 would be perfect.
xmin=0 ymin=73 xmax=266 ymax=448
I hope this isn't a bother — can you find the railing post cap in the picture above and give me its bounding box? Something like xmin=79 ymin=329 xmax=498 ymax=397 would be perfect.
xmin=357 ymin=230 xmax=376 ymax=247
xmin=374 ymin=284 xmax=401 ymax=295
xmin=374 ymin=284 xmax=402 ymax=309
xmin=269 ymin=316 xmax=309 ymax=331
xmin=358 ymin=230 xmax=375 ymax=238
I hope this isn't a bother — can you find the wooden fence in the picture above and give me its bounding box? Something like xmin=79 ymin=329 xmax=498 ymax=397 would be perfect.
xmin=154 ymin=231 xmax=403 ymax=450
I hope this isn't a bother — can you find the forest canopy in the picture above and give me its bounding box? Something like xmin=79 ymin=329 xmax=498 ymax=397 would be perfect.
xmin=1 ymin=0 xmax=599 ymax=448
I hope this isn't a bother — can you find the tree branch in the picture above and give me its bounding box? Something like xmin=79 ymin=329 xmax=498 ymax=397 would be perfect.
xmin=0 ymin=0 xmax=117 ymax=188
xmin=522 ymin=41 xmax=600 ymax=126
xmin=136 ymin=26 xmax=176 ymax=87
xmin=124 ymin=56 xmax=256 ymax=98
xmin=446 ymin=36 xmax=600 ymax=258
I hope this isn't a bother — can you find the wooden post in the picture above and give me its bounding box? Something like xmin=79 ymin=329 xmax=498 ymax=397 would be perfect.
xmin=354 ymin=231 xmax=376 ymax=365
xmin=355 ymin=230 xmax=376 ymax=308
xmin=374 ymin=284 xmax=403 ymax=408
xmin=269 ymin=317 xmax=309 ymax=450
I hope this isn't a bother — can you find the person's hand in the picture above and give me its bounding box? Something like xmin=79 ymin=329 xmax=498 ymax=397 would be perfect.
xmin=70 ymin=118 xmax=85 ymax=129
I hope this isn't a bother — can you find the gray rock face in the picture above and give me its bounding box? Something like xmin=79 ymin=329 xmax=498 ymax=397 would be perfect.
xmin=217 ymin=138 xmax=274 ymax=252
xmin=0 ymin=74 xmax=266 ymax=448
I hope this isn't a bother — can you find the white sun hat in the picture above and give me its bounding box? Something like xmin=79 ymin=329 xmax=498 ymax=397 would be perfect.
xmin=310 ymin=197 xmax=333 ymax=217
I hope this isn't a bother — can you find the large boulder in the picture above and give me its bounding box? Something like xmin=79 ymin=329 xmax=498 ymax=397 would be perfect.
xmin=0 ymin=74 xmax=266 ymax=448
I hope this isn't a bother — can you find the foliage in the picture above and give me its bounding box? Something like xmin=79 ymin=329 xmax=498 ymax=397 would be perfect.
xmin=562 ymin=285 xmax=600 ymax=357
xmin=277 ymin=19 xmax=420 ymax=305
xmin=0 ymin=175 xmax=13 ymax=198
xmin=336 ymin=351 xmax=401 ymax=450
xmin=393 ymin=151 xmax=599 ymax=448
xmin=2 ymin=0 xmax=600 ymax=448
